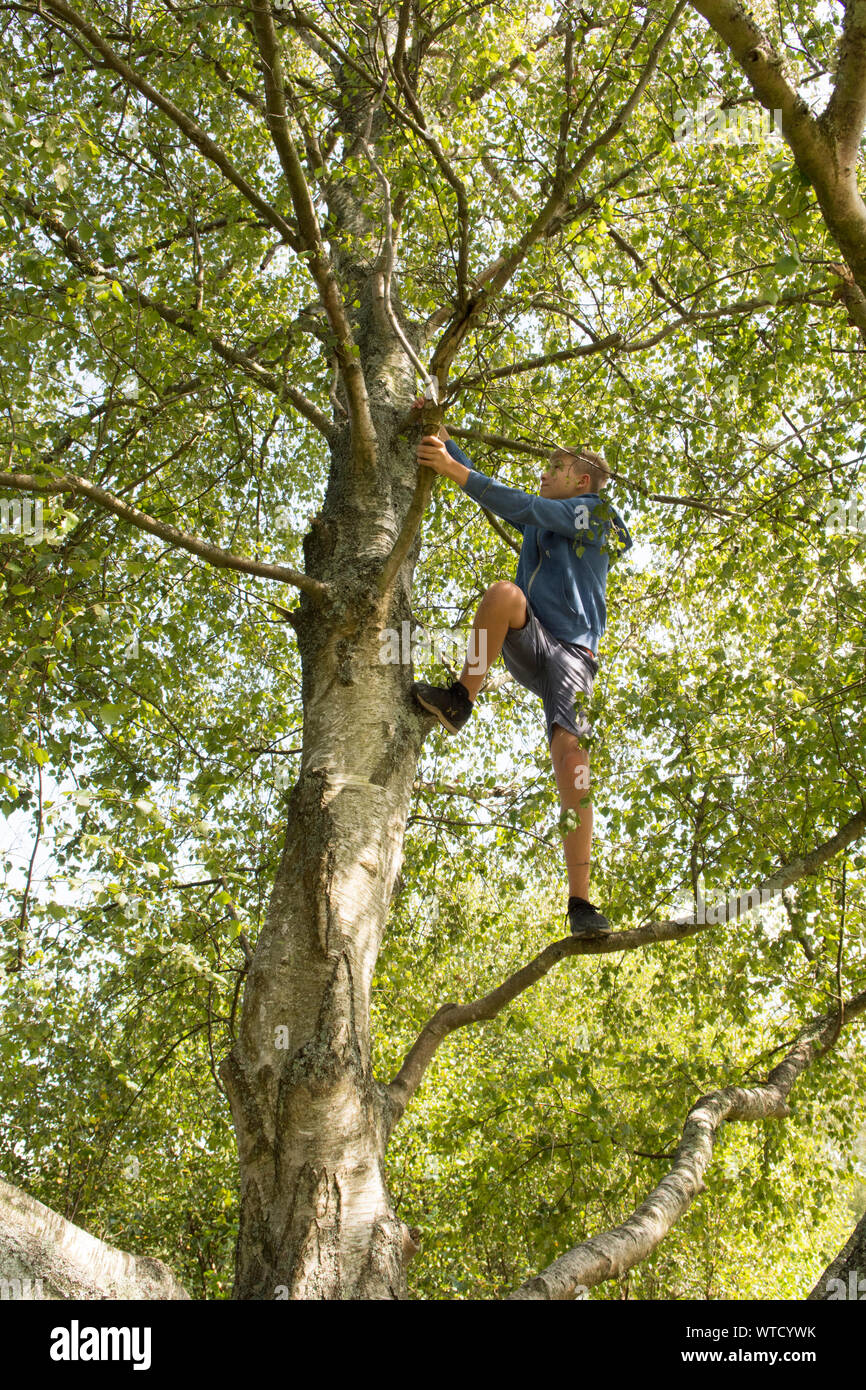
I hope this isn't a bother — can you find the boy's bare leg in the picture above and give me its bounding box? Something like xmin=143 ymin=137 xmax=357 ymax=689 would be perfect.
xmin=550 ymin=725 xmax=593 ymax=900
xmin=458 ymin=581 xmax=527 ymax=701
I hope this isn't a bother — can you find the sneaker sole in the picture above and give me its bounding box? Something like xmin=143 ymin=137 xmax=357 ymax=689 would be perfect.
xmin=570 ymin=923 xmax=612 ymax=938
xmin=413 ymin=691 xmax=462 ymax=735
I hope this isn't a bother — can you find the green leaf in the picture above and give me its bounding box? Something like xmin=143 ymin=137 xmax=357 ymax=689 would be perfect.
xmin=99 ymin=703 xmax=127 ymax=725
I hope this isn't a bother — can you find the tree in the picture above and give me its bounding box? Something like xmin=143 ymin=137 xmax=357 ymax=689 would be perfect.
xmin=0 ymin=0 xmax=864 ymax=1299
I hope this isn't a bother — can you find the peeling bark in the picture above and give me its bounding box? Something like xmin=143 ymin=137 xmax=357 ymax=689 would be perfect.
xmin=219 ymin=297 xmax=430 ymax=1296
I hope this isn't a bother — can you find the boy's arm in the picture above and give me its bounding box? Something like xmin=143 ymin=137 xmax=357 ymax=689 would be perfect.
xmin=444 ymin=439 xmax=526 ymax=536
xmin=418 ymin=434 xmax=470 ymax=486
xmin=456 ymin=451 xmax=608 ymax=541
xmin=420 ymin=435 xmax=531 ymax=537
xmin=419 ymin=435 xmax=588 ymax=537
xmin=464 ymin=466 xmax=629 ymax=549
xmin=464 ymin=470 xmax=589 ymax=539
xmin=418 ymin=431 xmax=631 ymax=551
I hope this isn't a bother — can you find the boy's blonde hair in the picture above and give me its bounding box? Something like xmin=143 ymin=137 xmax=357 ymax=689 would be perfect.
xmin=560 ymin=445 xmax=611 ymax=493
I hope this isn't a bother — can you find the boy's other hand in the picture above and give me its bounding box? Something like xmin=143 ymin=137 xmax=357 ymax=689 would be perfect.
xmin=411 ymin=396 xmax=448 ymax=440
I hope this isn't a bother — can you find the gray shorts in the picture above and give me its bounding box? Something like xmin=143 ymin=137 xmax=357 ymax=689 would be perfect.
xmin=501 ymin=605 xmax=598 ymax=744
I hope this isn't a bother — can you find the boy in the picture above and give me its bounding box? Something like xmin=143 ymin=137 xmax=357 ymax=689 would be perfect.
xmin=411 ymin=422 xmax=632 ymax=937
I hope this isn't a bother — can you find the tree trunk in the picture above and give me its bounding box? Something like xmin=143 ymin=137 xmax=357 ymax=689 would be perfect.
xmin=220 ymin=306 xmax=428 ymax=1298
xmin=0 ymin=1177 xmax=189 ymax=1300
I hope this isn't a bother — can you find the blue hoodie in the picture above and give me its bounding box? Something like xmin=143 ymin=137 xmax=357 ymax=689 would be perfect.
xmin=445 ymin=439 xmax=633 ymax=652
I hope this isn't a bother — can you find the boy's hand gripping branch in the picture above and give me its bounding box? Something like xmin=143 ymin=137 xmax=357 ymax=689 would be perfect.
xmin=417 ymin=434 xmax=470 ymax=486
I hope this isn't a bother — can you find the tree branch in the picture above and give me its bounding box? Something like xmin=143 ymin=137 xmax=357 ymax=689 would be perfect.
xmin=821 ymin=0 xmax=866 ymax=160
xmin=621 ymin=288 xmax=830 ymax=353
xmin=384 ymin=806 xmax=866 ymax=1128
xmin=0 ymin=1175 xmax=190 ymax=1299
xmin=414 ymin=779 xmax=521 ymax=802
xmin=687 ymin=0 xmax=810 ymax=131
xmin=0 ymin=470 xmax=331 ymax=600
xmin=453 ymin=286 xmax=831 ymax=395
xmin=389 ymin=8 xmax=471 ymax=307
xmin=688 ymin=0 xmax=866 ymax=301
xmin=453 ymin=1 xmax=689 ymax=318
xmin=453 ymin=331 xmax=623 ymax=391
xmin=506 ymin=984 xmax=866 ymax=1299
xmin=829 ymin=261 xmax=866 ymax=339
xmin=249 ymin=1 xmax=378 ymax=470
xmin=480 ymin=506 xmax=521 ymax=555
xmin=376 ymin=466 xmax=434 ymax=599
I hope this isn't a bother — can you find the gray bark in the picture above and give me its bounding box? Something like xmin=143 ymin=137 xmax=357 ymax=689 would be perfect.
xmin=0 ymin=1176 xmax=189 ymax=1300
xmin=807 ymin=1210 xmax=866 ymax=1301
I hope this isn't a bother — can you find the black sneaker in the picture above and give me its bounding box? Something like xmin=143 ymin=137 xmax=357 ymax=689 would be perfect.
xmin=411 ymin=678 xmax=473 ymax=734
xmin=568 ymin=896 xmax=611 ymax=937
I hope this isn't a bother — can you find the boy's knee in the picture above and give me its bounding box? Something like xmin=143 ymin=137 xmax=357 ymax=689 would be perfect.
xmin=486 ymin=579 xmax=522 ymax=603
xmin=484 ymin=581 xmax=525 ymax=623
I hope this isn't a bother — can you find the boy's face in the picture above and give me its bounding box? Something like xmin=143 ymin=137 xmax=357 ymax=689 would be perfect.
xmin=539 ymin=448 xmax=591 ymax=498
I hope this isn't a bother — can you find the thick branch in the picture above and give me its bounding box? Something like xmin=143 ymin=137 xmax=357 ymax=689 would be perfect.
xmin=384 ymin=806 xmax=866 ymax=1127
xmin=822 ymin=0 xmax=866 ymax=159
xmin=376 ymin=466 xmax=434 ymax=599
xmin=0 ymin=1175 xmax=190 ymax=1299
xmin=687 ymin=0 xmax=811 ymax=134
xmin=688 ymin=0 xmax=866 ymax=300
xmin=507 ymin=985 xmax=866 ymax=1300
xmin=0 ymin=471 xmax=331 ymax=600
